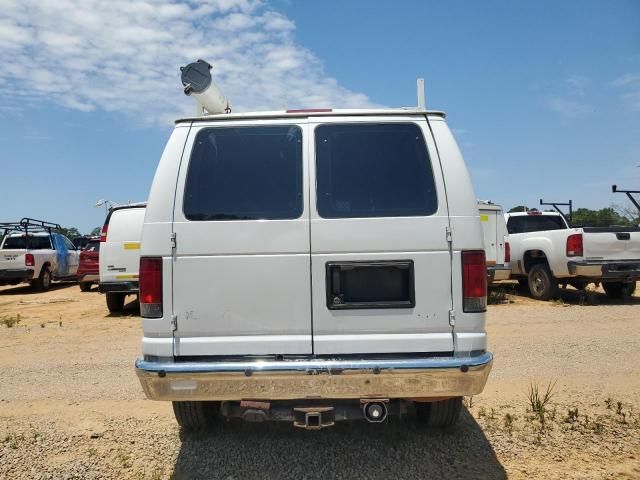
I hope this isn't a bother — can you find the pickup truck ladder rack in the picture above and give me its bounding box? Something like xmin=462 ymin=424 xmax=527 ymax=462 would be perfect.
xmin=612 ymin=185 xmax=640 ymax=214
xmin=0 ymin=218 xmax=62 ymax=237
xmin=539 ymin=199 xmax=573 ymax=227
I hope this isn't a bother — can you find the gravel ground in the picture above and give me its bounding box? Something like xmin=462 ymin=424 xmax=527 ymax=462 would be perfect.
xmin=1 ymin=282 xmax=639 ymax=479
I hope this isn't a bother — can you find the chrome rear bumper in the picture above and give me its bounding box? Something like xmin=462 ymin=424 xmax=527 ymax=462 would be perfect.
xmin=135 ymin=352 xmax=493 ymax=401
xmin=567 ymin=260 xmax=640 ymax=279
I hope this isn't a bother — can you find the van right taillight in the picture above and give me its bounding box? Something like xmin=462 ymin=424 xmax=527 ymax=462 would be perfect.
xmin=566 ymin=233 xmax=583 ymax=257
xmin=139 ymin=257 xmax=162 ymax=318
xmin=462 ymin=250 xmax=487 ymax=313
xmin=99 ymin=224 xmax=108 ymax=242
xmin=504 ymin=241 xmax=511 ymax=263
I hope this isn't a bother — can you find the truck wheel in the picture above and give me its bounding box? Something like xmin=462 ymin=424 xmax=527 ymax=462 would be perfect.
xmin=79 ymin=282 xmax=92 ymax=292
xmin=528 ymin=264 xmax=558 ymax=300
xmin=415 ymin=397 xmax=462 ymax=428
xmin=32 ymin=266 xmax=52 ymax=292
xmin=106 ymin=292 xmax=126 ymax=312
xmin=172 ymin=401 xmax=219 ymax=431
xmin=603 ymin=281 xmax=636 ymax=299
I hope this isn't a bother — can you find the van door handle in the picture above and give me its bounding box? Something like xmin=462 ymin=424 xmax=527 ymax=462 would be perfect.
xmin=616 ymin=233 xmax=630 ymax=240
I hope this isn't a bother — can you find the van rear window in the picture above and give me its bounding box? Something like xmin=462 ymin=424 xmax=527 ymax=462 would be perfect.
xmin=315 ymin=123 xmax=438 ymax=218
xmin=183 ymin=126 xmax=303 ymax=221
xmin=507 ymin=215 xmax=566 ymax=234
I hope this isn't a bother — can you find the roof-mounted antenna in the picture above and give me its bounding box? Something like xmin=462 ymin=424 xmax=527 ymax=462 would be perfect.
xmin=180 ymin=59 xmax=231 ymax=115
xmin=417 ymin=78 xmax=426 ymax=110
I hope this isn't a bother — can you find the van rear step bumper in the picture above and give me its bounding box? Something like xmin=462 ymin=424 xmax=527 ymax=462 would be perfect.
xmin=135 ymin=352 xmax=493 ymax=401
xmin=488 ymin=265 xmax=511 ymax=282
xmin=98 ymin=281 xmax=138 ymax=293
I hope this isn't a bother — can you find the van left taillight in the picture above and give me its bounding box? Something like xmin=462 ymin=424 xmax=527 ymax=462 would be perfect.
xmin=25 ymin=253 xmax=35 ymax=267
xmin=504 ymin=241 xmax=511 ymax=263
xmin=462 ymin=250 xmax=487 ymax=313
xmin=99 ymin=224 xmax=108 ymax=242
xmin=139 ymin=257 xmax=162 ymax=318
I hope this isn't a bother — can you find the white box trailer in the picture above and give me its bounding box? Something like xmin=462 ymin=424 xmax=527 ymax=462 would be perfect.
xmin=478 ymin=201 xmax=511 ymax=282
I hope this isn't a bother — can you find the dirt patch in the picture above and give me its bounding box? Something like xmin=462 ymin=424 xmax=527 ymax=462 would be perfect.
xmin=1 ymin=281 xmax=639 ymax=479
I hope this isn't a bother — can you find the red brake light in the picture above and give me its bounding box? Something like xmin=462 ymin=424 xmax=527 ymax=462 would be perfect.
xmin=139 ymin=257 xmax=162 ymax=318
xmin=462 ymin=250 xmax=487 ymax=312
xmin=25 ymin=253 xmax=35 ymax=267
xmin=504 ymin=241 xmax=511 ymax=263
xmin=99 ymin=224 xmax=108 ymax=242
xmin=566 ymin=233 xmax=583 ymax=257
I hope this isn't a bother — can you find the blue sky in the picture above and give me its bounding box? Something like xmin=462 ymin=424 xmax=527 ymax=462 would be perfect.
xmin=1 ymin=0 xmax=639 ymax=233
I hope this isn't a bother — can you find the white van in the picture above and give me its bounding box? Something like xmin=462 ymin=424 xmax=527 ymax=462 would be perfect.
xmin=99 ymin=203 xmax=146 ymax=312
xmin=135 ymin=108 xmax=492 ymax=430
xmin=477 ymin=201 xmax=511 ymax=282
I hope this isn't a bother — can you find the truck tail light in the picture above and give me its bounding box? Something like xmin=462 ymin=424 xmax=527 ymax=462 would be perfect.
xmin=504 ymin=241 xmax=511 ymax=263
xmin=25 ymin=253 xmax=35 ymax=267
xmin=566 ymin=233 xmax=583 ymax=257
xmin=140 ymin=257 xmax=162 ymax=318
xmin=462 ymin=250 xmax=487 ymax=312
xmin=99 ymin=224 xmax=108 ymax=242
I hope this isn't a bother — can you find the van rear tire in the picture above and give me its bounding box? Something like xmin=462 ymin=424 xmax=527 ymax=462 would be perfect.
xmin=106 ymin=292 xmax=126 ymax=312
xmin=527 ymin=264 xmax=558 ymax=300
xmin=415 ymin=397 xmax=462 ymax=428
xmin=173 ymin=401 xmax=220 ymax=431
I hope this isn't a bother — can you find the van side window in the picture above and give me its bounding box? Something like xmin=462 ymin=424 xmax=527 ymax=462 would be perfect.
xmin=315 ymin=123 xmax=438 ymax=218
xmin=184 ymin=126 xmax=303 ymax=221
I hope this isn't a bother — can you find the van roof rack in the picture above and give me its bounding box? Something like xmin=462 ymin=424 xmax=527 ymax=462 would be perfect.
xmin=0 ymin=218 xmax=62 ymax=236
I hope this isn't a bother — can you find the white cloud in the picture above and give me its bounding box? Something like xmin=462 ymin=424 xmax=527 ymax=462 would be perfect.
xmin=609 ymin=73 xmax=640 ymax=111
xmin=547 ymin=97 xmax=589 ymax=119
xmin=566 ymin=75 xmax=589 ymax=95
xmin=0 ymin=0 xmax=376 ymax=124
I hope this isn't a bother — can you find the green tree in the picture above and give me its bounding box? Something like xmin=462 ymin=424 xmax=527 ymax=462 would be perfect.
xmin=571 ymin=207 xmax=633 ymax=227
xmin=508 ymin=205 xmax=529 ymax=213
xmin=59 ymin=227 xmax=82 ymax=239
xmin=89 ymin=226 xmax=101 ymax=236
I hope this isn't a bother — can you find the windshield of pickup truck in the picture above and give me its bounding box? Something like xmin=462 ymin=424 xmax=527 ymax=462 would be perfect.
xmin=2 ymin=235 xmax=52 ymax=249
xmin=507 ymin=215 xmax=566 ymax=234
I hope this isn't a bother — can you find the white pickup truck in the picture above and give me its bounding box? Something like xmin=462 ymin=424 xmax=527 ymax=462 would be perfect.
xmin=0 ymin=220 xmax=80 ymax=291
xmin=505 ymin=211 xmax=640 ymax=300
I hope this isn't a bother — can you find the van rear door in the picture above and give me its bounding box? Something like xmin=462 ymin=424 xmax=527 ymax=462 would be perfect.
xmin=171 ymin=122 xmax=312 ymax=356
xmin=479 ymin=207 xmax=498 ymax=264
xmin=309 ymin=118 xmax=453 ymax=354
xmin=100 ymin=208 xmax=145 ymax=284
